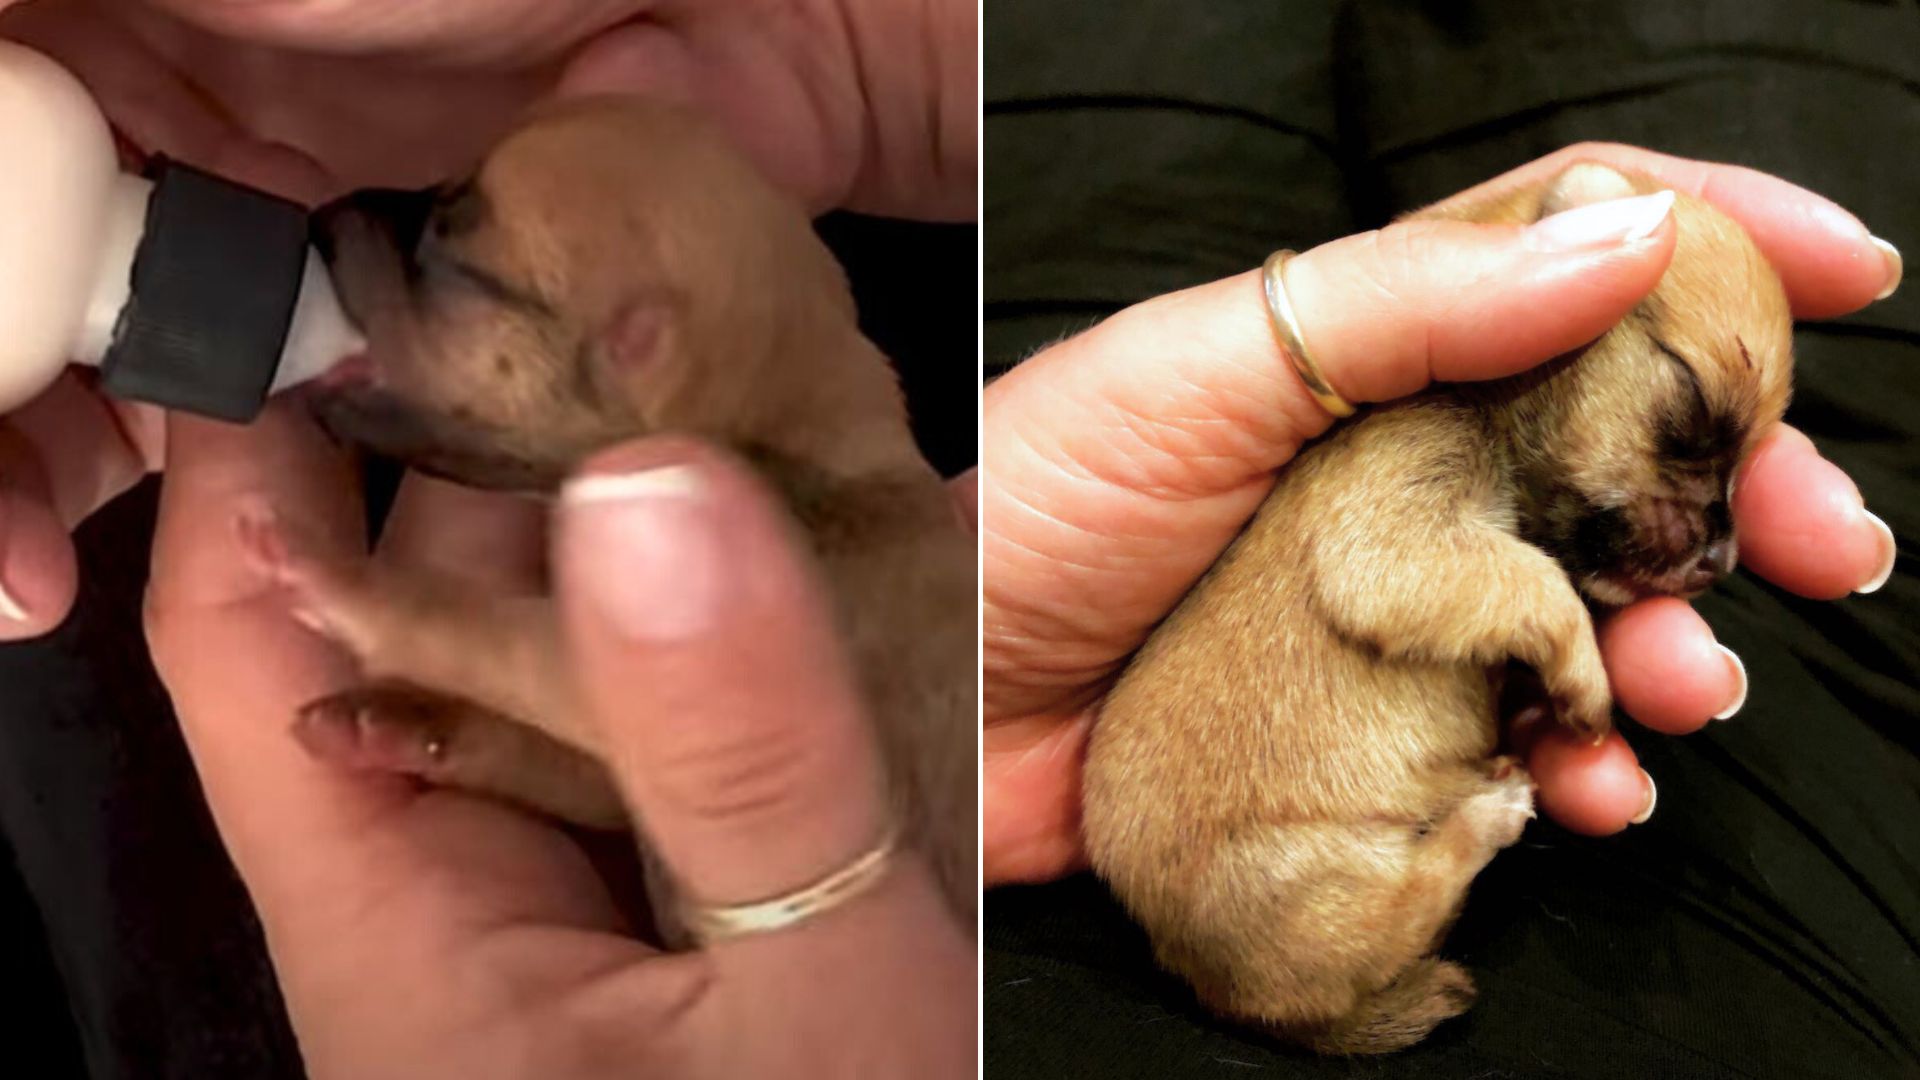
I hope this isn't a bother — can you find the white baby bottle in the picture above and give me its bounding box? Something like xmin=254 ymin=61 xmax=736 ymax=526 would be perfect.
xmin=0 ymin=39 xmax=361 ymax=422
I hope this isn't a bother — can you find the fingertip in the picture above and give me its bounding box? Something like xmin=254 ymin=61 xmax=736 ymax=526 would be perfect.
xmin=1597 ymin=598 xmax=1740 ymax=733
xmin=1733 ymin=427 xmax=1888 ymax=599
xmin=208 ymin=138 xmax=335 ymax=207
xmin=1670 ymin=164 xmax=1885 ymax=319
xmin=0 ymin=488 xmax=77 ymax=640
xmin=1433 ymin=145 xmax=1891 ymax=318
xmin=559 ymin=437 xmax=817 ymax=646
xmin=557 ymin=435 xmax=887 ymax=908
xmin=1283 ymin=212 xmax=1676 ymax=403
xmin=1529 ymin=728 xmax=1651 ymax=836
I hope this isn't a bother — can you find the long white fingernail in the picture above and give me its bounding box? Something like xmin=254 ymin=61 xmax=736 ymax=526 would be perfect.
xmin=1631 ymin=771 xmax=1658 ymax=825
xmin=1871 ymin=236 xmax=1902 ymax=301
xmin=1713 ymin=645 xmax=1747 ymax=720
xmin=1528 ymin=190 xmax=1676 ymax=252
xmin=0 ymin=573 xmax=26 ymax=622
xmin=562 ymin=464 xmax=722 ymax=641
xmin=1858 ymin=510 xmax=1895 ymax=594
xmin=0 ymin=493 xmax=25 ymax=621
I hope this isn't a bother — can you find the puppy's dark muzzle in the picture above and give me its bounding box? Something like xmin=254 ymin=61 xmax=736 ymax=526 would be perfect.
xmin=310 ymin=186 xmax=436 ymax=265
xmin=1678 ymin=537 xmax=1737 ymax=595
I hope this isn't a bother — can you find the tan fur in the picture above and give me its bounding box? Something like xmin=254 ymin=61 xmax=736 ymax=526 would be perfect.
xmin=1083 ymin=164 xmax=1791 ymax=1052
xmin=275 ymin=99 xmax=977 ymax=930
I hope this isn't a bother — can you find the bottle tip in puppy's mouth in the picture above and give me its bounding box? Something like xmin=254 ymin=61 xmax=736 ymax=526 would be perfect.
xmin=310 ymin=351 xmax=376 ymax=392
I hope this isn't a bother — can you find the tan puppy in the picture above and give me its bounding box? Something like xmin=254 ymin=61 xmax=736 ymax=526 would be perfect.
xmin=1083 ymin=164 xmax=1792 ymax=1052
xmin=245 ymin=99 xmax=976 ymax=927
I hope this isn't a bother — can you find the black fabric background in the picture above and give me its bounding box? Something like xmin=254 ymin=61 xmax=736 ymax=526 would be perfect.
xmin=986 ymin=2 xmax=1919 ymax=1078
xmin=0 ymin=213 xmax=976 ymax=1079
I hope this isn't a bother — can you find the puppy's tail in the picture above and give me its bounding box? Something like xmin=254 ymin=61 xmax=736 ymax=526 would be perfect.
xmin=1300 ymin=958 xmax=1476 ymax=1055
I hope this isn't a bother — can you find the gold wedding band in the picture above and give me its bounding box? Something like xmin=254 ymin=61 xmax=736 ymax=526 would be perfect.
xmin=683 ymin=822 xmax=901 ymax=943
xmin=1262 ymin=249 xmax=1355 ymax=419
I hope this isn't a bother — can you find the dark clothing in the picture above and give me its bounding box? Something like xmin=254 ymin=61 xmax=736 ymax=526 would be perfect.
xmin=985 ymin=2 xmax=1920 ymax=1078
xmin=0 ymin=214 xmax=976 ymax=1078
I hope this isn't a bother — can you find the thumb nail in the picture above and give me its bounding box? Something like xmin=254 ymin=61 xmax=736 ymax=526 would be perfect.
xmin=1527 ymin=190 xmax=1676 ymax=253
xmin=562 ymin=464 xmax=727 ymax=641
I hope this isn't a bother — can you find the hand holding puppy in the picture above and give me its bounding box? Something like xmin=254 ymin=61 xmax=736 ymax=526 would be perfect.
xmin=143 ymin=414 xmax=974 ymax=1079
xmin=984 ymin=143 xmax=1901 ymax=885
xmin=0 ymin=0 xmax=973 ymax=642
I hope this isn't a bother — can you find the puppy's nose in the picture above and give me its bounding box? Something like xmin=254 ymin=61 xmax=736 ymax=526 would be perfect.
xmin=1682 ymin=538 xmax=1738 ymax=594
xmin=311 ymin=186 xmax=436 ymax=261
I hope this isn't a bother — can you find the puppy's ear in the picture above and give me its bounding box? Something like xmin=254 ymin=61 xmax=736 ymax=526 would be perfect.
xmin=1536 ymin=162 xmax=1640 ymax=219
xmin=589 ymin=294 xmax=681 ymax=404
xmin=1403 ymin=161 xmax=1646 ymax=227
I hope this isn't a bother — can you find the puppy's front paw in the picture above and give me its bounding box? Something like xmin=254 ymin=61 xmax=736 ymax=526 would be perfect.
xmin=294 ymin=681 xmax=629 ymax=828
xmin=1541 ymin=625 xmax=1612 ymax=741
xmin=235 ymin=505 xmax=373 ymax=656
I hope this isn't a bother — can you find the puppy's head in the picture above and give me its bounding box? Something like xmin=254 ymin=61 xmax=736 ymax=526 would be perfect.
xmin=309 ymin=98 xmax=890 ymax=491
xmin=1445 ymin=164 xmax=1794 ymax=602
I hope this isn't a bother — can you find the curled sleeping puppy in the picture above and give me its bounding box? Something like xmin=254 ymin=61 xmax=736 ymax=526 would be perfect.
xmin=238 ymin=99 xmax=976 ymax=928
xmin=1082 ymin=164 xmax=1792 ymax=1053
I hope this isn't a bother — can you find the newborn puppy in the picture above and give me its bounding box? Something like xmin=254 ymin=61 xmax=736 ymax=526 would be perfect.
xmin=1082 ymin=164 xmax=1791 ymax=1052
xmin=247 ymin=99 xmax=976 ymax=925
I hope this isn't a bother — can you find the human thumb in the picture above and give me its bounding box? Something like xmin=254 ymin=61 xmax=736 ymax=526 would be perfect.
xmin=554 ymin=436 xmax=894 ymax=920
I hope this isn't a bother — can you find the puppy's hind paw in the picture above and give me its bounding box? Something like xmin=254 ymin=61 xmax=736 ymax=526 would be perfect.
xmin=1460 ymin=768 xmax=1537 ymax=850
xmin=1303 ymin=959 xmax=1475 ymax=1055
xmin=1485 ymin=754 xmax=1534 ymax=786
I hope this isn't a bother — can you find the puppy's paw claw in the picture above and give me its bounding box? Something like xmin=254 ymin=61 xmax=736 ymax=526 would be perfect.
xmin=1556 ymin=701 xmax=1613 ymax=743
xmin=1544 ymin=664 xmax=1613 ymax=741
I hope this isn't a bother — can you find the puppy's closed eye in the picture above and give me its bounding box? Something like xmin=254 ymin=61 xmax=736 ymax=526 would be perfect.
xmin=1652 ymin=339 xmax=1740 ymax=464
xmin=430 ymin=179 xmax=491 ymax=242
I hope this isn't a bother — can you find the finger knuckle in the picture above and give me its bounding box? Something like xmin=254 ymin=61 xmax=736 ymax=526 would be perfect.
xmin=1343 ymin=223 xmax=1464 ymax=339
xmin=1352 ymin=223 xmax=1442 ymax=304
xmin=649 ymin=712 xmax=827 ymax=833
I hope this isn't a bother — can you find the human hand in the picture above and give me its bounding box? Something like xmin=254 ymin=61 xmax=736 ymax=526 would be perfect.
xmin=1 ymin=0 xmax=973 ymax=215
xmin=0 ymin=0 xmax=974 ymax=640
xmin=983 ymin=143 xmax=1902 ymax=885
xmin=142 ymin=411 xmax=973 ymax=1079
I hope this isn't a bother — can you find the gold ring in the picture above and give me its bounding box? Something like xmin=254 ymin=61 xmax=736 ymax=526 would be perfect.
xmin=683 ymin=822 xmax=900 ymax=943
xmin=1262 ymin=249 xmax=1355 ymax=419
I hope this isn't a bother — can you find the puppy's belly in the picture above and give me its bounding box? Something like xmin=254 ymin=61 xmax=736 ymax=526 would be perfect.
xmin=1086 ymin=600 xmax=1498 ymax=893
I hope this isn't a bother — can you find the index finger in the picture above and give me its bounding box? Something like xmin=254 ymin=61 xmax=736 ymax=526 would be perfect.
xmin=144 ymin=406 xmax=400 ymax=918
xmin=1427 ymin=142 xmax=1899 ymax=318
